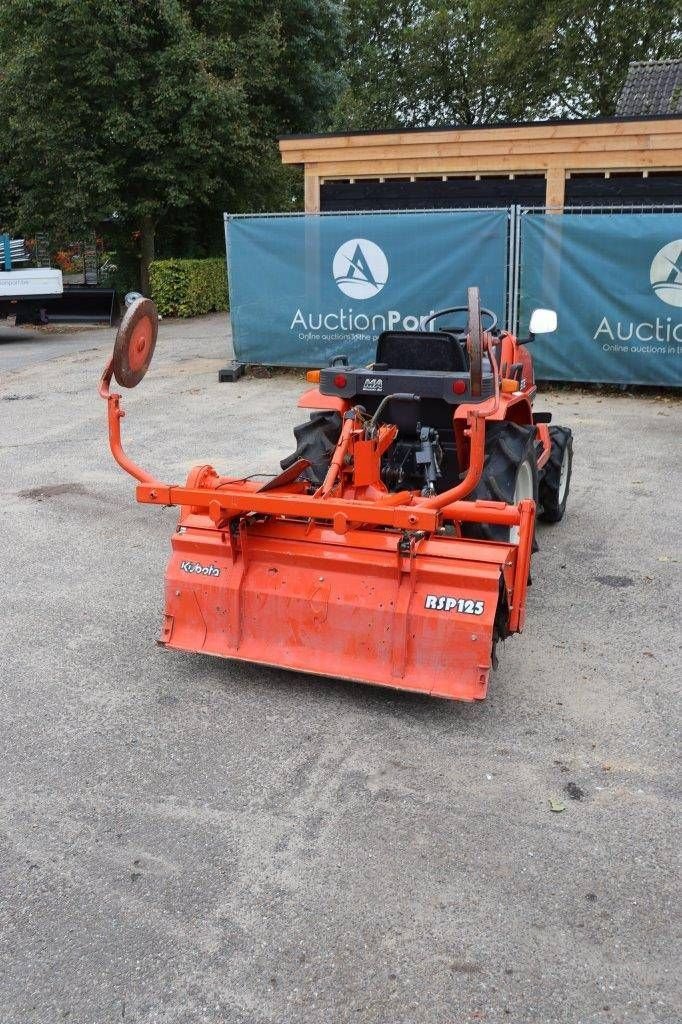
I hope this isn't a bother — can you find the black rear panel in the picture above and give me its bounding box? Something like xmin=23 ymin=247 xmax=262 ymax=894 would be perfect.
xmin=319 ymin=365 xmax=494 ymax=404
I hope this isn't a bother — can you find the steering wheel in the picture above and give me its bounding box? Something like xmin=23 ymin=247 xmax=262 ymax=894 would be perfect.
xmin=426 ymin=290 xmax=492 ymax=398
xmin=424 ymin=304 xmax=497 ymax=332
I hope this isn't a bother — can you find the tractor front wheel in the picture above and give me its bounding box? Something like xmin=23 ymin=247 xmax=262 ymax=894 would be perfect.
xmin=461 ymin=422 xmax=538 ymax=542
xmin=539 ymin=425 xmax=573 ymax=523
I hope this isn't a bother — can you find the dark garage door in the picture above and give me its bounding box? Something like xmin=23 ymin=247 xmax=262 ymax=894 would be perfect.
xmin=320 ymin=175 xmax=546 ymax=211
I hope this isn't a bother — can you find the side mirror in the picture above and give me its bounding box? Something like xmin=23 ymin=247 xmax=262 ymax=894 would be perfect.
xmin=528 ymin=308 xmax=557 ymax=335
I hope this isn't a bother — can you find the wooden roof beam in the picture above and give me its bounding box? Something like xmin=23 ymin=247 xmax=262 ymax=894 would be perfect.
xmin=302 ymin=149 xmax=682 ymax=177
xmin=279 ymin=117 xmax=682 ymax=159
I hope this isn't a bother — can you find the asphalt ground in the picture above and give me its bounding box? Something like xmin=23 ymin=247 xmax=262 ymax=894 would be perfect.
xmin=0 ymin=314 xmax=680 ymax=1024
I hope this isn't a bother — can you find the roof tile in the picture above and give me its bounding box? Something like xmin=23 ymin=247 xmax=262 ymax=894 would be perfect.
xmin=616 ymin=59 xmax=682 ymax=117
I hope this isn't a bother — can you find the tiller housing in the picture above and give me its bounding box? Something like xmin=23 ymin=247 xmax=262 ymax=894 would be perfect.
xmin=100 ymin=290 xmax=572 ymax=701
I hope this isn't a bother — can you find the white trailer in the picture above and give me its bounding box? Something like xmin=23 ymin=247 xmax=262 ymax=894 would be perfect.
xmin=0 ymin=266 xmax=63 ymax=302
xmin=0 ymin=235 xmax=115 ymax=325
xmin=0 ymin=236 xmax=62 ymax=320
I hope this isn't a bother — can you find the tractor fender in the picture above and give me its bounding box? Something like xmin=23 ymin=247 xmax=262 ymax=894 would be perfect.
xmin=452 ymin=394 xmax=534 ymax=464
xmin=497 ymin=393 xmax=534 ymax=426
xmin=297 ymin=387 xmax=350 ymax=413
xmin=453 ymin=393 xmax=533 ymax=426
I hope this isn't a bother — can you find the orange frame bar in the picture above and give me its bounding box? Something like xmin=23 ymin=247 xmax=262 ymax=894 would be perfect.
xmin=99 ymin=359 xmax=158 ymax=485
xmin=136 ymin=482 xmax=439 ymax=532
xmin=102 ymin=358 xmax=532 ymax=542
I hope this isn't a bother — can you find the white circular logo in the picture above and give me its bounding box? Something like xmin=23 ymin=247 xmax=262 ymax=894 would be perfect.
xmin=332 ymin=238 xmax=388 ymax=299
xmin=650 ymin=239 xmax=682 ymax=308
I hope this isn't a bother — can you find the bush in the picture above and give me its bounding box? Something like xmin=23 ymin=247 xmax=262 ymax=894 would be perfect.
xmin=149 ymin=257 xmax=228 ymax=318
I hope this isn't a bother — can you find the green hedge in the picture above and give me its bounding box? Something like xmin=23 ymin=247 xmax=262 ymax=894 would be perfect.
xmin=149 ymin=257 xmax=228 ymax=318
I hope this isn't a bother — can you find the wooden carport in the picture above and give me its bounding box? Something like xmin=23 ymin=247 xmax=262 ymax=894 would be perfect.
xmin=279 ymin=114 xmax=682 ymax=213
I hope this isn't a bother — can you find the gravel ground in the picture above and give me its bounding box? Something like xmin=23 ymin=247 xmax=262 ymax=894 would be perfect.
xmin=0 ymin=314 xmax=680 ymax=1024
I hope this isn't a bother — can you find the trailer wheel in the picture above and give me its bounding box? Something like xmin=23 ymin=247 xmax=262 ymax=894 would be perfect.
xmin=280 ymin=411 xmax=342 ymax=487
xmin=539 ymin=426 xmax=573 ymax=523
xmin=461 ymin=421 xmax=538 ymax=542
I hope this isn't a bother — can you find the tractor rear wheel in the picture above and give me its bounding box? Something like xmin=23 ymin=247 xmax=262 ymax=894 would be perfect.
xmin=461 ymin=421 xmax=538 ymax=542
xmin=280 ymin=411 xmax=342 ymax=487
xmin=539 ymin=425 xmax=573 ymax=522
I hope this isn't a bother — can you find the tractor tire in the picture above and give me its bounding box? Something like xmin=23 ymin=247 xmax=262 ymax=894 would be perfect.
xmin=280 ymin=411 xmax=342 ymax=487
xmin=461 ymin=421 xmax=538 ymax=542
xmin=539 ymin=425 xmax=573 ymax=523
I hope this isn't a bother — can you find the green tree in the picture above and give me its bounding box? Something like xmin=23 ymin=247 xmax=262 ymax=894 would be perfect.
xmin=334 ymin=0 xmax=681 ymax=128
xmin=0 ymin=0 xmax=343 ymax=291
xmin=334 ymin=0 xmax=551 ymax=129
xmin=543 ymin=0 xmax=682 ymax=117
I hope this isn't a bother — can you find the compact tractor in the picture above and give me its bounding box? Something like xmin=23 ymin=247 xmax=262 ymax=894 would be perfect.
xmin=100 ymin=288 xmax=572 ymax=701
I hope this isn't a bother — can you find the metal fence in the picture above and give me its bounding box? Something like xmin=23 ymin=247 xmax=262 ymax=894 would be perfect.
xmin=225 ymin=204 xmax=682 ymax=386
xmin=225 ymin=207 xmax=513 ymax=368
xmin=225 ymin=209 xmax=517 ymax=322
xmin=508 ymin=204 xmax=682 ymax=337
xmin=515 ymin=205 xmax=682 ymax=385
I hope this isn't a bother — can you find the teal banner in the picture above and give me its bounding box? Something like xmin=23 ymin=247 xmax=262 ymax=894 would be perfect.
xmin=226 ymin=211 xmax=509 ymax=366
xmin=520 ymin=213 xmax=682 ymax=386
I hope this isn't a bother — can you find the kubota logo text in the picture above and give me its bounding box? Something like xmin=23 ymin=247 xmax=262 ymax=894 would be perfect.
xmin=180 ymin=560 xmax=221 ymax=577
xmin=332 ymin=238 xmax=388 ymax=299
xmin=650 ymin=239 xmax=682 ymax=308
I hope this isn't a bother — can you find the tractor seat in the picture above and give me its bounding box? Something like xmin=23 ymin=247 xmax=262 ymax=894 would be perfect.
xmin=375 ymin=330 xmax=468 ymax=373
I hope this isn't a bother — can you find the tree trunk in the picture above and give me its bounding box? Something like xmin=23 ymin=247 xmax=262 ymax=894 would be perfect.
xmin=139 ymin=216 xmax=156 ymax=296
